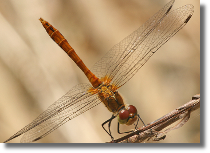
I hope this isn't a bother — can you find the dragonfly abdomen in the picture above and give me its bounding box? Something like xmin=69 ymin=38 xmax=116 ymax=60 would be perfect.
xmin=39 ymin=18 xmax=101 ymax=88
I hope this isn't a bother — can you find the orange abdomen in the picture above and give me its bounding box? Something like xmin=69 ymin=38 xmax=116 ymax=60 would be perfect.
xmin=39 ymin=18 xmax=101 ymax=88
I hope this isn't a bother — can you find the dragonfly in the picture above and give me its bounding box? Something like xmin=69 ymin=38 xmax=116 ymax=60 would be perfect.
xmin=4 ymin=0 xmax=193 ymax=143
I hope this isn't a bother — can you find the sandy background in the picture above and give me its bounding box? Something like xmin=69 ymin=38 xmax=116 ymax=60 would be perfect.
xmin=0 ymin=0 xmax=200 ymax=143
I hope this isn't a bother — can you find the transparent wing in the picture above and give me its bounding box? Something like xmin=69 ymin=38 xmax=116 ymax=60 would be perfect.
xmin=92 ymin=0 xmax=194 ymax=88
xmin=4 ymin=84 xmax=101 ymax=143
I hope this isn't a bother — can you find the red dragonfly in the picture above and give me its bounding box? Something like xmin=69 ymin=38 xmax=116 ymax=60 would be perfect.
xmin=4 ymin=0 xmax=193 ymax=143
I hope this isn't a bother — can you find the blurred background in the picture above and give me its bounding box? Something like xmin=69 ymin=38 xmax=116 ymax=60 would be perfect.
xmin=0 ymin=0 xmax=199 ymax=143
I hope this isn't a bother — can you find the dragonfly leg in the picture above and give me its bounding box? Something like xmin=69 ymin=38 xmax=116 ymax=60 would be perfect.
xmin=117 ymin=122 xmax=134 ymax=134
xmin=102 ymin=115 xmax=116 ymax=140
xmin=137 ymin=114 xmax=146 ymax=127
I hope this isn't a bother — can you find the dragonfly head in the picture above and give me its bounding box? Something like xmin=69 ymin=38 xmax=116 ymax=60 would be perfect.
xmin=117 ymin=105 xmax=137 ymax=125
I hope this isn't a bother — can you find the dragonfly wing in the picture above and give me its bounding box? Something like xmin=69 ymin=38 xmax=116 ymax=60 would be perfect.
xmin=4 ymin=84 xmax=101 ymax=143
xmin=91 ymin=0 xmax=194 ymax=88
xmin=91 ymin=0 xmax=175 ymax=85
xmin=110 ymin=4 xmax=194 ymax=88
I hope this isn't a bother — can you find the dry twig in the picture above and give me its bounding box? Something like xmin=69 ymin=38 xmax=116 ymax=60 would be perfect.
xmin=108 ymin=94 xmax=200 ymax=143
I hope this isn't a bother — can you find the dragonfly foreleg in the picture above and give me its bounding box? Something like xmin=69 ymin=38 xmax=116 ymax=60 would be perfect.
xmin=102 ymin=115 xmax=116 ymax=140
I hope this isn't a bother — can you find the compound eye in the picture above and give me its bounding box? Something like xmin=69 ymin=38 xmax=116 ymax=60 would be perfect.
xmin=118 ymin=109 xmax=129 ymax=124
xmin=127 ymin=105 xmax=137 ymax=115
xmin=126 ymin=105 xmax=138 ymax=125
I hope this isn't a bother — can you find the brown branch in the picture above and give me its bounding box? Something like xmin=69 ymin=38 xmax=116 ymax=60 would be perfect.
xmin=108 ymin=94 xmax=200 ymax=143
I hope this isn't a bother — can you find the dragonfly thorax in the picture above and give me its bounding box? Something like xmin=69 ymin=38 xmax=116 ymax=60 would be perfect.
xmin=97 ymin=84 xmax=125 ymax=113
